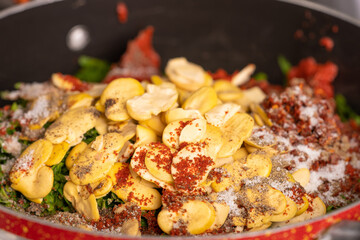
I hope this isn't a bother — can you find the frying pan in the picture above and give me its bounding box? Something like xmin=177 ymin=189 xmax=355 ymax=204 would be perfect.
xmin=0 ymin=0 xmax=360 ymax=239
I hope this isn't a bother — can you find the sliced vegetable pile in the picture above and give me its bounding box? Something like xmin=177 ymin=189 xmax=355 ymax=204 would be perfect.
xmin=0 ymin=28 xmax=359 ymax=237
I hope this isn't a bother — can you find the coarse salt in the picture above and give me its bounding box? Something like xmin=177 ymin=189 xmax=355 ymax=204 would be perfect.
xmin=217 ymin=188 xmax=242 ymax=216
xmin=23 ymin=95 xmax=51 ymax=123
xmin=299 ymin=105 xmax=320 ymax=127
xmin=12 ymin=149 xmax=35 ymax=173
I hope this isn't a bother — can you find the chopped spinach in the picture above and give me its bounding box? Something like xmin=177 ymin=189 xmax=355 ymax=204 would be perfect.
xmin=96 ymin=192 xmax=124 ymax=210
xmin=0 ymin=184 xmax=18 ymax=208
xmin=0 ymin=166 xmax=23 ymax=209
xmin=42 ymin=159 xmax=74 ymax=215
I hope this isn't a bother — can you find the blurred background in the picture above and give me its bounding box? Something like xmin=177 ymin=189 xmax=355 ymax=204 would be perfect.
xmin=310 ymin=0 xmax=360 ymax=19
xmin=1 ymin=0 xmax=360 ymax=20
xmin=0 ymin=0 xmax=360 ymax=20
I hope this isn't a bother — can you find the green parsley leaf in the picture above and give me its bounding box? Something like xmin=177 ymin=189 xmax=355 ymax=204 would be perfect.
xmin=277 ymin=55 xmax=292 ymax=77
xmin=0 ymin=166 xmax=20 ymax=208
xmin=96 ymin=192 xmax=124 ymax=210
xmin=42 ymin=156 xmax=74 ymax=215
xmin=335 ymin=94 xmax=360 ymax=123
xmin=10 ymin=102 xmax=18 ymax=111
xmin=75 ymin=56 xmax=111 ymax=83
xmin=83 ymin=128 xmax=100 ymax=144
xmin=253 ymin=72 xmax=268 ymax=81
xmin=6 ymin=128 xmax=14 ymax=135
xmin=326 ymin=205 xmax=334 ymax=213
xmin=14 ymin=82 xmax=22 ymax=90
xmin=141 ymin=217 xmax=148 ymax=228
xmin=43 ymin=121 xmax=53 ymax=130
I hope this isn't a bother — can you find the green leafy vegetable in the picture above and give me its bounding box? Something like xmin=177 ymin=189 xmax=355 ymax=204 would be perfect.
xmin=15 ymin=98 xmax=28 ymax=108
xmin=75 ymin=55 xmax=111 ymax=83
xmin=42 ymin=160 xmax=74 ymax=215
xmin=141 ymin=217 xmax=148 ymax=228
xmin=326 ymin=205 xmax=334 ymax=213
xmin=0 ymin=147 xmax=13 ymax=164
xmin=43 ymin=121 xmax=53 ymax=130
xmin=5 ymin=120 xmax=21 ymax=136
xmin=83 ymin=128 xmax=100 ymax=144
xmin=335 ymin=94 xmax=360 ymax=124
xmin=253 ymin=72 xmax=268 ymax=81
xmin=18 ymin=139 xmax=32 ymax=147
xmin=0 ymin=166 xmax=26 ymax=209
xmin=14 ymin=82 xmax=22 ymax=90
xmin=277 ymin=55 xmax=292 ymax=76
xmin=96 ymin=192 xmax=124 ymax=210
xmin=0 ymin=184 xmax=18 ymax=208
xmin=5 ymin=128 xmax=14 ymax=135
xmin=10 ymin=102 xmax=18 ymax=111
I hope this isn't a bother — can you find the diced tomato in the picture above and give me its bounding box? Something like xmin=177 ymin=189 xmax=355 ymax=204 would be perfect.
xmin=287 ymin=57 xmax=338 ymax=98
xmin=298 ymin=57 xmax=318 ymax=78
xmin=116 ymin=2 xmax=128 ymax=24
xmin=120 ymin=26 xmax=160 ymax=69
xmin=207 ymin=69 xmax=239 ymax=81
xmin=0 ymin=127 xmax=6 ymax=135
xmin=319 ymin=37 xmax=334 ymax=52
xmin=312 ymin=62 xmax=338 ymax=83
xmin=104 ymin=26 xmax=160 ymax=83
xmin=314 ymin=83 xmax=334 ymax=98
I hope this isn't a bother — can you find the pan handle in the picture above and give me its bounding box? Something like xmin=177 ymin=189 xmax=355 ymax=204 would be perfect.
xmin=318 ymin=220 xmax=360 ymax=240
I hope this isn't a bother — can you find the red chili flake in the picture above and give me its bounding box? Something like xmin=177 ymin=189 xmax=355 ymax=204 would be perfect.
xmin=208 ymin=168 xmax=224 ymax=183
xmin=85 ymin=184 xmax=94 ymax=194
xmin=55 ymin=73 xmax=89 ymax=91
xmin=161 ymin=189 xmax=186 ymax=212
xmin=178 ymin=141 xmax=189 ymax=150
xmin=289 ymin=185 xmax=306 ymax=204
xmin=91 ymin=203 xmax=141 ymax=231
xmin=147 ymin=143 xmax=173 ymax=174
xmin=170 ymin=221 xmax=188 ymax=236
xmin=141 ymin=210 xmax=163 ymax=235
xmin=172 ymin=144 xmax=214 ymax=192
xmin=127 ymin=191 xmax=152 ymax=206
xmin=173 ymin=120 xmax=192 ymax=137
xmin=319 ymin=36 xmax=334 ymax=52
xmin=116 ymin=2 xmax=128 ymax=24
xmin=114 ymin=163 xmax=133 ymax=189
xmin=132 ymin=148 xmax=148 ymax=173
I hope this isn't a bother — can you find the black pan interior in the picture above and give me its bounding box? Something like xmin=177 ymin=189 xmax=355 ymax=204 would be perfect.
xmin=0 ymin=0 xmax=360 ymax=111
